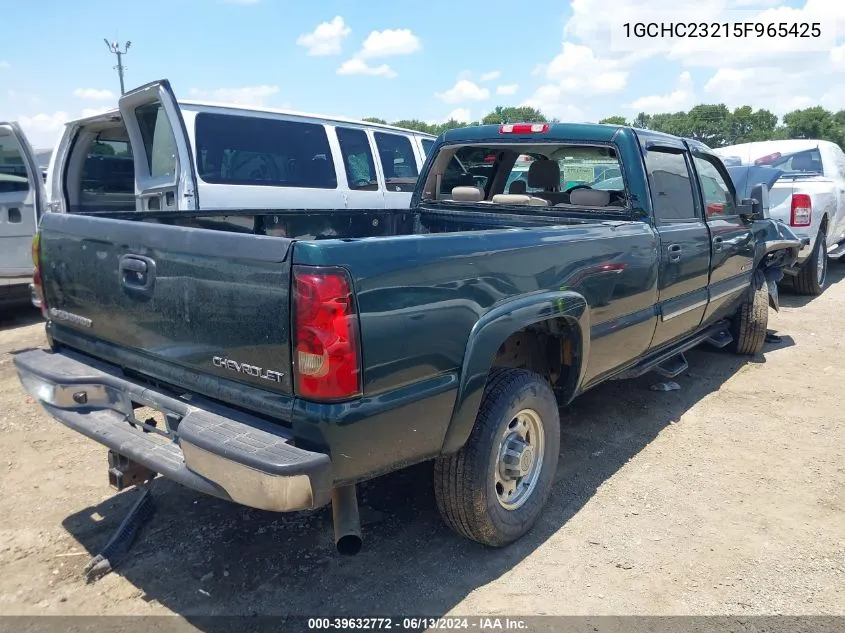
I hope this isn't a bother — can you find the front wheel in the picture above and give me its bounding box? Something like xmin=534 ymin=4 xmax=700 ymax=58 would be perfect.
xmin=793 ymin=228 xmax=827 ymax=296
xmin=433 ymin=368 xmax=560 ymax=547
xmin=729 ymin=269 xmax=769 ymax=356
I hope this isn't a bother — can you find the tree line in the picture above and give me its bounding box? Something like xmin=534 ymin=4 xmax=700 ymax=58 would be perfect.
xmin=366 ymin=104 xmax=845 ymax=149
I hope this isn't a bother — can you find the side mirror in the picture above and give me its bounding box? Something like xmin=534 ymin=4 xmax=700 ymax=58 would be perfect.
xmin=739 ymin=182 xmax=769 ymax=220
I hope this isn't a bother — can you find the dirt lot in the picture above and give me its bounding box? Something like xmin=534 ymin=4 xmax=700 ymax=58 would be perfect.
xmin=0 ymin=269 xmax=843 ymax=621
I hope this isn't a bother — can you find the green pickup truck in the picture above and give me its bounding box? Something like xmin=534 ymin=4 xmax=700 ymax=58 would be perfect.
xmin=14 ymin=122 xmax=802 ymax=554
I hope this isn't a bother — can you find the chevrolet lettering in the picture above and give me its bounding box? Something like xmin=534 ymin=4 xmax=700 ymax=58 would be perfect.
xmin=212 ymin=356 xmax=284 ymax=382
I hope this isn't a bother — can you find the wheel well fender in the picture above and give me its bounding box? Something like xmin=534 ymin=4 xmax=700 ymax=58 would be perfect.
xmin=439 ymin=290 xmax=589 ymax=455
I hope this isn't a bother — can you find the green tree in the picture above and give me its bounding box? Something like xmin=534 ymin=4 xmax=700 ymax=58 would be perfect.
xmin=481 ymin=106 xmax=547 ymax=125
xmin=782 ymin=107 xmax=842 ymax=145
xmin=362 ymin=117 xmax=387 ymax=124
xmin=684 ymin=104 xmax=732 ymax=147
xmin=729 ymin=106 xmax=778 ymax=144
xmin=599 ymin=116 xmax=628 ymax=126
xmin=632 ymin=112 xmax=651 ymax=129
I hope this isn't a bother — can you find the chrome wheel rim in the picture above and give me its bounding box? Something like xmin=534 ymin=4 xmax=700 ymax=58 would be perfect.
xmin=494 ymin=408 xmax=545 ymax=510
xmin=817 ymin=234 xmax=827 ymax=286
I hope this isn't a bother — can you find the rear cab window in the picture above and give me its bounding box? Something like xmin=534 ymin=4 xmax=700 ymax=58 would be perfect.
xmin=420 ymin=141 xmax=628 ymax=211
xmin=195 ymin=112 xmax=337 ymax=189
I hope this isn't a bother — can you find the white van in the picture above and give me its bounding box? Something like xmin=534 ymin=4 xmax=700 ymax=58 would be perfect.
xmin=0 ymin=121 xmax=45 ymax=308
xmin=46 ymin=79 xmax=437 ymax=215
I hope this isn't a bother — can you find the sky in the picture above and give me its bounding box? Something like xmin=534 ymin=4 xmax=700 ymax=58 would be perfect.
xmin=0 ymin=0 xmax=843 ymax=149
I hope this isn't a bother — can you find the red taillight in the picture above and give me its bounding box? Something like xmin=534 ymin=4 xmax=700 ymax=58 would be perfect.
xmin=754 ymin=152 xmax=781 ymax=165
xmin=292 ymin=266 xmax=361 ymax=401
xmin=31 ymin=233 xmax=48 ymax=318
xmin=790 ymin=194 xmax=812 ymax=227
xmin=499 ymin=123 xmax=549 ymax=134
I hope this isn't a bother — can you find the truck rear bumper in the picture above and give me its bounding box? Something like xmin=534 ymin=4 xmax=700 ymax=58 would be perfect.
xmin=13 ymin=348 xmax=333 ymax=512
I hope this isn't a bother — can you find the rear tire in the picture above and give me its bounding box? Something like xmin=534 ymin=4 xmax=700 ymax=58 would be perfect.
xmin=793 ymin=228 xmax=827 ymax=296
xmin=729 ymin=269 xmax=769 ymax=356
xmin=433 ymin=368 xmax=560 ymax=547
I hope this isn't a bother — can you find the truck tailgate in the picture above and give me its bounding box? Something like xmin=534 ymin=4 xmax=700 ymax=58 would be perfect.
xmin=38 ymin=213 xmax=295 ymax=395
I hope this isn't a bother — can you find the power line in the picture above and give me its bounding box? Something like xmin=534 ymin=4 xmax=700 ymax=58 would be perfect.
xmin=103 ymin=39 xmax=131 ymax=95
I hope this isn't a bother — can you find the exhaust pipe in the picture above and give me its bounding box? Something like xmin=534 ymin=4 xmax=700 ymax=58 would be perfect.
xmin=331 ymin=484 xmax=362 ymax=556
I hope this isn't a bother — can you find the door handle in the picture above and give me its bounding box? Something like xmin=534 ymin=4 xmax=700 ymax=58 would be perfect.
xmin=713 ymin=236 xmax=724 ymax=252
xmin=668 ymin=243 xmax=682 ymax=262
xmin=119 ymin=255 xmax=156 ymax=292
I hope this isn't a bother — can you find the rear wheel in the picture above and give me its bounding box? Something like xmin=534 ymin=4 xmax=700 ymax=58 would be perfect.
xmin=433 ymin=368 xmax=560 ymax=547
xmin=793 ymin=227 xmax=827 ymax=296
xmin=729 ymin=269 xmax=769 ymax=356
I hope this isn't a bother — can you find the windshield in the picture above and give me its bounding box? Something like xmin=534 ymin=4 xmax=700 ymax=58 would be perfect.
xmin=423 ymin=143 xmax=627 ymax=210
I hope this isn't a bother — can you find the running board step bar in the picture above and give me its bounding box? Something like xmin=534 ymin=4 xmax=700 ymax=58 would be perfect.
xmin=652 ymin=353 xmax=688 ymax=379
xmin=704 ymin=330 xmax=734 ymax=349
xmin=827 ymin=242 xmax=845 ymax=259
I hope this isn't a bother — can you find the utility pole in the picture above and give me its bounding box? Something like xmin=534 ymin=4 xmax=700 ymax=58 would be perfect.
xmin=103 ymin=39 xmax=131 ymax=95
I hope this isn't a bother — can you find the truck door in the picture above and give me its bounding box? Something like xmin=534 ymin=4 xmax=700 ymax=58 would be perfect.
xmin=642 ymin=140 xmax=712 ymax=349
xmin=688 ymin=149 xmax=756 ymax=325
xmin=118 ymin=79 xmax=198 ymax=212
xmin=0 ymin=122 xmax=44 ymax=278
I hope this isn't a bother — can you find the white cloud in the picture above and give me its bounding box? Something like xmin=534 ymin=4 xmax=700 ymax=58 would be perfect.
xmin=16 ymin=112 xmax=69 ymax=148
xmin=445 ymin=108 xmax=472 ymax=123
xmin=336 ymin=59 xmax=397 ymax=78
xmin=541 ymin=42 xmax=629 ymax=97
xmin=480 ymin=71 xmax=501 ymax=82
xmin=436 ymin=80 xmax=490 ymax=104
xmin=73 ymin=88 xmax=115 ymax=101
xmin=81 ymin=106 xmax=113 ymax=118
xmin=832 ymin=45 xmax=845 ymax=67
xmin=704 ymin=67 xmax=817 ymax=113
xmin=0 ymin=60 xmax=9 ymax=70
xmin=357 ymin=29 xmax=421 ymax=59
xmin=496 ymin=84 xmax=519 ymax=96
xmin=626 ymin=71 xmax=695 ymax=113
xmin=296 ymin=16 xmax=351 ymax=56
xmin=188 ymin=85 xmax=280 ymax=106
xmin=520 ymin=85 xmax=586 ymax=121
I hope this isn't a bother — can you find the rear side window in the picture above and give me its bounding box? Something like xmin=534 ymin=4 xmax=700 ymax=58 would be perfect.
xmin=0 ymin=127 xmax=30 ymax=194
xmin=336 ymin=127 xmax=377 ymax=191
xmin=421 ymin=138 xmax=434 ymax=157
xmin=374 ymin=132 xmax=418 ymax=192
xmin=644 ymin=150 xmax=698 ymax=221
xmin=196 ymin=113 xmax=337 ymax=189
xmin=135 ymin=103 xmax=178 ymax=181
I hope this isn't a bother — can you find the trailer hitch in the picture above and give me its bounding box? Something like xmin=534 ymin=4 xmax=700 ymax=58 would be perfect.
xmin=83 ymin=453 xmax=158 ymax=583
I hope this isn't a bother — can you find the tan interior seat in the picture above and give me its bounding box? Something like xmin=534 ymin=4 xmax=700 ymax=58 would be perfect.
xmin=527 ymin=160 xmax=568 ymax=205
xmin=569 ymin=188 xmax=611 ymax=207
xmin=491 ymin=194 xmax=549 ymax=206
xmin=451 ymin=186 xmax=485 ymax=202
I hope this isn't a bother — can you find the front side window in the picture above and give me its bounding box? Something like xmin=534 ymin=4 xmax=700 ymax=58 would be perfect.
xmin=135 ymin=103 xmax=178 ymax=180
xmin=644 ymin=150 xmax=698 ymax=221
xmin=692 ymin=154 xmax=737 ymax=218
xmin=374 ymin=132 xmax=418 ymax=192
xmin=196 ymin=113 xmax=337 ymax=189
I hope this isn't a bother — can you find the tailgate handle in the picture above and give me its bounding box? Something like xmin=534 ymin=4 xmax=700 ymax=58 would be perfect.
xmin=119 ymin=255 xmax=156 ymax=292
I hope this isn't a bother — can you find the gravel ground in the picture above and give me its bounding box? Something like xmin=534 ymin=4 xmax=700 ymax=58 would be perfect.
xmin=0 ymin=267 xmax=843 ymax=623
